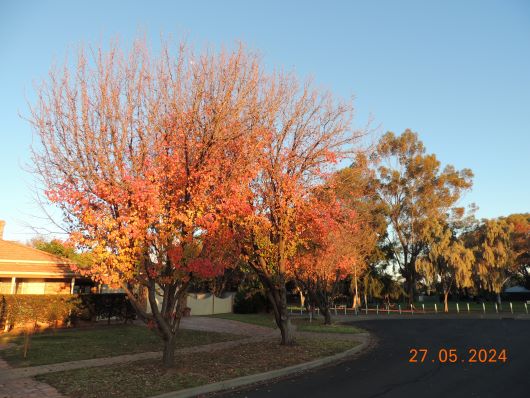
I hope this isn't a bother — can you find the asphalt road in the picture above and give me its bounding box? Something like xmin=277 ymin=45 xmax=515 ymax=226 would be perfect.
xmin=222 ymin=319 xmax=530 ymax=398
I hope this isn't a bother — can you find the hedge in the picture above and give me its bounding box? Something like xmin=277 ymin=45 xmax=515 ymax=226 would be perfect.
xmin=0 ymin=294 xmax=136 ymax=330
xmin=76 ymin=294 xmax=136 ymax=324
xmin=233 ymin=290 xmax=269 ymax=314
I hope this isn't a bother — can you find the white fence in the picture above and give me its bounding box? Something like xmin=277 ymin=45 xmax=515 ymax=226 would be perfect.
xmin=146 ymin=289 xmax=235 ymax=316
xmin=186 ymin=292 xmax=235 ymax=316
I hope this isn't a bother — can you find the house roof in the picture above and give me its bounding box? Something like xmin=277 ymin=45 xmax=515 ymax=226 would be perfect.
xmin=0 ymin=239 xmax=77 ymax=279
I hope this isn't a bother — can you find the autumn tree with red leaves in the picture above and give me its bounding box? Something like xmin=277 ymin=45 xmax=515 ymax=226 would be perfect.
xmin=29 ymin=41 xmax=261 ymax=367
xmin=330 ymin=155 xmax=387 ymax=309
xmin=235 ymin=77 xmax=364 ymax=344
xmin=289 ymin=190 xmax=370 ymax=324
xmin=29 ymin=36 xmax=366 ymax=352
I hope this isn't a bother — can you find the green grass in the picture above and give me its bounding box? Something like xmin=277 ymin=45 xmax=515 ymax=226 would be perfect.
xmin=0 ymin=325 xmax=242 ymax=367
xmin=209 ymin=312 xmax=278 ymax=328
xmin=293 ymin=318 xmax=362 ymax=334
xmin=37 ymin=338 xmax=360 ymax=398
xmin=209 ymin=313 xmax=361 ymax=334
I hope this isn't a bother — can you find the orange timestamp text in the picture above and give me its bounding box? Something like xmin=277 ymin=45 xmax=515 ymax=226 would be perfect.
xmin=409 ymin=348 xmax=507 ymax=363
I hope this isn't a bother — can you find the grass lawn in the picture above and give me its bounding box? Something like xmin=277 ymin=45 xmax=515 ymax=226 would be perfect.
xmin=37 ymin=338 xmax=359 ymax=398
xmin=0 ymin=325 xmax=242 ymax=367
xmin=209 ymin=312 xmax=278 ymax=328
xmin=294 ymin=318 xmax=362 ymax=334
xmin=209 ymin=313 xmax=362 ymax=334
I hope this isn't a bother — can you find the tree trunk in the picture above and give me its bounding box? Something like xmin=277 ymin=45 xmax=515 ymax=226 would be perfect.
xmin=141 ymin=279 xmax=190 ymax=369
xmin=352 ymin=294 xmax=360 ymax=310
xmin=279 ymin=290 xmax=294 ymax=345
xmin=405 ymin=264 xmax=416 ymax=305
xmin=251 ymin=253 xmax=294 ymax=345
xmin=299 ymin=289 xmax=305 ymax=308
xmin=275 ymin=297 xmax=294 ymax=345
xmin=278 ymin=314 xmax=294 ymax=345
xmin=407 ymin=279 xmax=414 ymax=305
xmin=444 ymin=291 xmax=449 ymax=313
xmin=162 ymin=335 xmax=177 ymax=368
xmin=308 ymin=290 xmax=332 ymax=325
xmin=267 ymin=285 xmax=294 ymax=345
xmin=322 ymin=307 xmax=332 ymax=325
xmin=352 ymin=268 xmax=361 ymax=309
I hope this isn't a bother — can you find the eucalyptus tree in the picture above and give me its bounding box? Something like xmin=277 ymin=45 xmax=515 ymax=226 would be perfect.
xmin=373 ymin=130 xmax=473 ymax=304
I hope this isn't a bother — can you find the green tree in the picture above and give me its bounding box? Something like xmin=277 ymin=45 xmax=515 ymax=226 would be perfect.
xmin=359 ymin=268 xmax=382 ymax=306
xmin=373 ymin=130 xmax=473 ymax=304
xmin=416 ymin=221 xmax=475 ymax=312
xmin=378 ymin=274 xmax=405 ymax=306
xmin=30 ymin=237 xmax=93 ymax=269
xmin=469 ymin=219 xmax=514 ymax=304
xmin=351 ymin=266 xmax=403 ymax=308
xmin=503 ymin=214 xmax=530 ymax=288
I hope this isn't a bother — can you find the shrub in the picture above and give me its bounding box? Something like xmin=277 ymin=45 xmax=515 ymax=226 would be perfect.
xmin=0 ymin=293 xmax=136 ymax=330
xmin=0 ymin=294 xmax=81 ymax=330
xmin=76 ymin=294 xmax=136 ymax=324
xmin=233 ymin=290 xmax=269 ymax=314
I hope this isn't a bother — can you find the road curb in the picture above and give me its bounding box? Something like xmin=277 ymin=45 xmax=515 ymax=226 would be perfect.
xmin=149 ymin=333 xmax=371 ymax=398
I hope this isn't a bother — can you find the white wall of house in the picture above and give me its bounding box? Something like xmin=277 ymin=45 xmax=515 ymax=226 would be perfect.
xmin=16 ymin=279 xmax=46 ymax=294
xmin=0 ymin=278 xmax=72 ymax=294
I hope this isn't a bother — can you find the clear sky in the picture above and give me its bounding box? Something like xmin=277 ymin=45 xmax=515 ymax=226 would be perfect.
xmin=1 ymin=0 xmax=529 ymax=241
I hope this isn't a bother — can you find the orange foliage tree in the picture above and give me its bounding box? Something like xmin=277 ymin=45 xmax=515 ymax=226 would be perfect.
xmin=330 ymin=155 xmax=387 ymax=309
xmin=29 ymin=38 xmax=365 ymax=351
xmin=234 ymin=77 xmax=364 ymax=344
xmin=29 ymin=41 xmax=261 ymax=367
xmin=289 ymin=191 xmax=369 ymax=324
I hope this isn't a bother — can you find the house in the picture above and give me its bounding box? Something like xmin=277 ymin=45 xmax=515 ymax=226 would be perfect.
xmin=0 ymin=220 xmax=89 ymax=295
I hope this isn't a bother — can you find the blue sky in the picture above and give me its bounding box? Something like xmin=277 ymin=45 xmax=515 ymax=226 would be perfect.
xmin=1 ymin=0 xmax=529 ymax=241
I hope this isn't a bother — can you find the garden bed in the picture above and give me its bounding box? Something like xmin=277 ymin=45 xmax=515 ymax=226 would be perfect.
xmin=36 ymin=338 xmax=359 ymax=398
